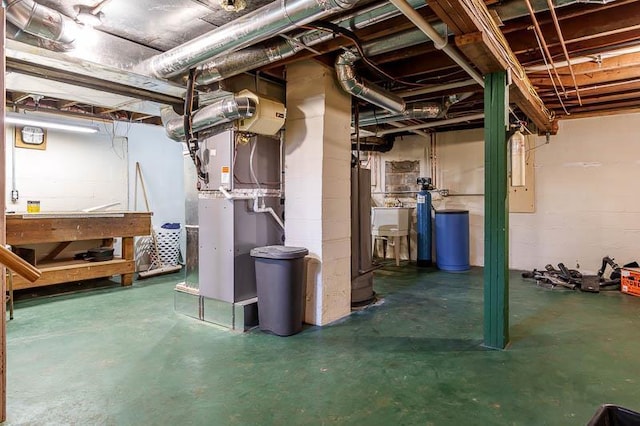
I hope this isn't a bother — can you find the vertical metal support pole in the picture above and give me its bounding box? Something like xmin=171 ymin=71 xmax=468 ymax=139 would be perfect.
xmin=483 ymin=72 xmax=509 ymax=350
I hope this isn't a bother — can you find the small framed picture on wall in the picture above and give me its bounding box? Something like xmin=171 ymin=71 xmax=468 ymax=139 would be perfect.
xmin=15 ymin=126 xmax=47 ymax=150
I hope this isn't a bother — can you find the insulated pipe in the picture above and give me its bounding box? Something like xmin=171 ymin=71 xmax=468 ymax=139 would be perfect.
xmin=388 ymin=0 xmax=485 ymax=88
xmin=377 ymin=113 xmax=485 ymax=136
xmin=161 ymin=96 xmax=257 ymax=141
xmin=336 ymin=50 xmax=405 ymax=113
xmin=197 ymin=39 xmax=299 ymax=86
xmin=196 ymin=0 xmax=427 ymax=86
xmin=146 ymin=0 xmax=359 ymax=79
xmin=5 ymin=0 xmax=80 ymax=44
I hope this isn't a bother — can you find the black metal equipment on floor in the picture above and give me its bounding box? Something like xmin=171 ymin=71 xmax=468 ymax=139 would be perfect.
xmin=522 ymin=256 xmax=634 ymax=293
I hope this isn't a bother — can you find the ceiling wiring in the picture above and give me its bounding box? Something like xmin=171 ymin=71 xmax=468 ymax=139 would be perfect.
xmin=305 ymin=21 xmax=428 ymax=88
xmin=532 ymin=28 xmax=570 ymax=116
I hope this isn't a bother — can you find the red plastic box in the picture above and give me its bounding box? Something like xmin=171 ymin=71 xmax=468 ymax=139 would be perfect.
xmin=620 ymin=268 xmax=640 ymax=297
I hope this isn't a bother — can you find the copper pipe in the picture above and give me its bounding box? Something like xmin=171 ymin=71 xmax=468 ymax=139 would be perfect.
xmin=523 ymin=0 xmax=567 ymax=96
xmin=546 ymin=0 xmax=582 ymax=105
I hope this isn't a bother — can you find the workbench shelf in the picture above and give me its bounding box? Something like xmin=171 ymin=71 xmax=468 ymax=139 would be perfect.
xmin=6 ymin=212 xmax=151 ymax=290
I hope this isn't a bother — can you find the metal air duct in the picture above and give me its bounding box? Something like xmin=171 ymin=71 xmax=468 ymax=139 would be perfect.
xmin=146 ymin=0 xmax=359 ymax=79
xmin=336 ymin=50 xmax=405 ymax=113
xmin=354 ymin=92 xmax=473 ymax=127
xmin=195 ymin=0 xmax=426 ymax=86
xmin=5 ymin=0 xmax=80 ymax=44
xmin=162 ymin=96 xmax=257 ymax=141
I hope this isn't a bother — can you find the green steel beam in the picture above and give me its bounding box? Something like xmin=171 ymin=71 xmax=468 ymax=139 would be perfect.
xmin=483 ymin=71 xmax=509 ymax=350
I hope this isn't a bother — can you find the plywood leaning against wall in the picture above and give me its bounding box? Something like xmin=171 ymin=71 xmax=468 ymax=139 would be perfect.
xmin=509 ymin=135 xmax=535 ymax=213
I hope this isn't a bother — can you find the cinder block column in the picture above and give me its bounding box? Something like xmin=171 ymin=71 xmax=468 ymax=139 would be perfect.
xmin=285 ymin=61 xmax=352 ymax=326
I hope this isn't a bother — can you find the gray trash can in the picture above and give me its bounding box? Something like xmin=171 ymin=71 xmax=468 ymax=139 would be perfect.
xmin=250 ymin=245 xmax=309 ymax=336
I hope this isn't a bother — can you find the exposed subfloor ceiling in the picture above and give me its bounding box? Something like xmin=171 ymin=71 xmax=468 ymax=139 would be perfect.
xmin=4 ymin=0 xmax=640 ymax=132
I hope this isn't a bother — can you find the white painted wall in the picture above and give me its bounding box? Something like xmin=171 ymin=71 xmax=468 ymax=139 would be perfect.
xmin=5 ymin=120 xmax=185 ymax=260
xmin=5 ymin=123 xmax=128 ymax=213
xmin=127 ymin=123 xmax=186 ymax=262
xmin=126 ymin=123 xmax=185 ymax=228
xmin=5 ymin=121 xmax=184 ymax=227
xmin=374 ymin=112 xmax=640 ymax=272
xmin=510 ymin=113 xmax=640 ymax=272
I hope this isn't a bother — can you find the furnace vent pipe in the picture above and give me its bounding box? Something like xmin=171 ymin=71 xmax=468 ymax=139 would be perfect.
xmin=355 ymin=92 xmax=473 ymax=127
xmin=356 ymin=103 xmax=443 ymax=126
xmin=5 ymin=0 xmax=80 ymax=44
xmin=146 ymin=0 xmax=359 ymax=79
xmin=336 ymin=50 xmax=405 ymax=113
xmin=161 ymin=96 xmax=257 ymax=141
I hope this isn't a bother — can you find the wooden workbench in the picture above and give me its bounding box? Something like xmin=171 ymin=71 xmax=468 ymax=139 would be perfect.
xmin=6 ymin=212 xmax=151 ymax=290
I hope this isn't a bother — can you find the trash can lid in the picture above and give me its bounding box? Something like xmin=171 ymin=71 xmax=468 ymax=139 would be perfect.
xmin=250 ymin=245 xmax=309 ymax=260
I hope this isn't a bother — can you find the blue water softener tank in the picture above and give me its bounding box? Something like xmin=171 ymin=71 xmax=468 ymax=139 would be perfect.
xmin=416 ymin=177 xmax=434 ymax=267
xmin=434 ymin=209 xmax=470 ymax=272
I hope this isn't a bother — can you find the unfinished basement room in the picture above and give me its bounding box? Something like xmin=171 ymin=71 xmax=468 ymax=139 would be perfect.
xmin=1 ymin=0 xmax=639 ymax=424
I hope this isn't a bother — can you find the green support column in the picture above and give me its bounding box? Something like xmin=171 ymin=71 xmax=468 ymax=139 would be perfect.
xmin=483 ymin=71 xmax=509 ymax=350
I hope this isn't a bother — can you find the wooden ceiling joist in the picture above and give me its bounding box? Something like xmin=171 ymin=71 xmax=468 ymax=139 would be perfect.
xmin=539 ymin=79 xmax=640 ymax=99
xmin=429 ymin=0 xmax=554 ymax=131
xmin=530 ymin=65 xmax=640 ymax=87
xmin=546 ymin=90 xmax=640 ymax=108
xmin=507 ymin=1 xmax=640 ymax=59
xmin=561 ymin=105 xmax=640 ymax=120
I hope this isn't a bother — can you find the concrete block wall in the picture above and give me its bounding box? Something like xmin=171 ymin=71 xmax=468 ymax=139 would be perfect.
xmin=285 ymin=61 xmax=351 ymax=326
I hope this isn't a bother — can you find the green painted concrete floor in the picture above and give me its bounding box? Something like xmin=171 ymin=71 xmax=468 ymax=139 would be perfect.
xmin=6 ymin=265 xmax=640 ymax=425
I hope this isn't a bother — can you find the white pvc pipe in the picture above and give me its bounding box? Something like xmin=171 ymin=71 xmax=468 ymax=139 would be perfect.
xmin=254 ymin=206 xmax=285 ymax=230
xmin=218 ymin=186 xmax=255 ymax=200
xmin=219 ymin=186 xmax=285 ymax=230
xmin=388 ymin=0 xmax=485 ymax=88
xmin=525 ymin=45 xmax=640 ymax=72
xmin=397 ymin=79 xmax=479 ymax=98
